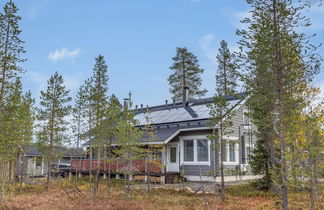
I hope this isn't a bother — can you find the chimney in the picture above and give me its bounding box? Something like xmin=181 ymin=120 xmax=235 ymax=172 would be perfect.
xmin=123 ymin=98 xmax=129 ymax=111
xmin=165 ymin=100 xmax=168 ymax=107
xmin=140 ymin=104 xmax=143 ymax=110
xmin=183 ymin=86 xmax=189 ymax=107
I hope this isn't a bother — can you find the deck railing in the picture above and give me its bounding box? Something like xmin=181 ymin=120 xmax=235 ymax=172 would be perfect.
xmin=71 ymin=159 xmax=162 ymax=174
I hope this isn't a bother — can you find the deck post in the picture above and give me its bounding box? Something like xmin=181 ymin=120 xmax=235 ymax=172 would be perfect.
xmin=103 ymin=145 xmax=107 ymax=179
xmin=116 ymin=161 xmax=120 ymax=179
xmin=78 ymin=172 xmax=82 ymax=178
xmin=160 ymin=176 xmax=165 ymax=184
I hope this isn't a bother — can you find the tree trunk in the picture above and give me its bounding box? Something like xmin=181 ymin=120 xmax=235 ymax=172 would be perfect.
xmin=94 ymin=146 xmax=100 ymax=197
xmin=19 ymin=155 xmax=24 ymax=193
xmin=220 ymin=122 xmax=225 ymax=202
xmin=46 ymin=162 xmax=50 ymax=191
xmin=272 ymin=0 xmax=288 ymax=209
xmin=89 ymin=146 xmax=93 ymax=197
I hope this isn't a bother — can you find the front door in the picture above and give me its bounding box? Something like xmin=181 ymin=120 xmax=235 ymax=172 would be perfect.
xmin=167 ymin=145 xmax=179 ymax=172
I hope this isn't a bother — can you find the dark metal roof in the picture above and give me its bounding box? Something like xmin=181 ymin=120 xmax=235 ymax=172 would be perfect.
xmin=135 ymin=93 xmax=245 ymax=126
xmin=83 ymin=93 xmax=246 ymax=146
xmin=23 ymin=145 xmax=85 ymax=157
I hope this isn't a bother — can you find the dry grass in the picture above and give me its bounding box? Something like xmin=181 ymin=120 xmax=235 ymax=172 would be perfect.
xmin=1 ymin=178 xmax=323 ymax=210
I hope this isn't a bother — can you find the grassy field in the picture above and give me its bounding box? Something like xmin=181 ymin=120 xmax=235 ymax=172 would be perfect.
xmin=1 ymin=178 xmax=323 ymax=209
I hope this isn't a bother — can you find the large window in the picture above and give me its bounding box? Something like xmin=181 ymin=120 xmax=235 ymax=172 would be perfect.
xmin=183 ymin=140 xmax=194 ymax=161
xmin=181 ymin=138 xmax=210 ymax=165
xmin=197 ymin=139 xmax=208 ymax=161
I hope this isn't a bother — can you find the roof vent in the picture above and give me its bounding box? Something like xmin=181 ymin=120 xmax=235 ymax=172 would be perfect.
xmin=165 ymin=100 xmax=168 ymax=107
xmin=183 ymin=86 xmax=189 ymax=107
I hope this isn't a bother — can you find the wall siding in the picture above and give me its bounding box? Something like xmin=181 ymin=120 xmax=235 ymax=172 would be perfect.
xmin=167 ymin=104 xmax=257 ymax=177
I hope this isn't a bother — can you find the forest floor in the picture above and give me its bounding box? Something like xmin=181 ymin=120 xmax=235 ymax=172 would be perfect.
xmin=1 ymin=177 xmax=323 ymax=210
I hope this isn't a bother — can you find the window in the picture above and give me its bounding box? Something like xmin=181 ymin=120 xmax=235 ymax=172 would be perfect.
xmin=221 ymin=138 xmax=239 ymax=164
xmin=183 ymin=140 xmax=194 ymax=161
xmin=197 ymin=140 xmax=208 ymax=161
xmin=229 ymin=142 xmax=236 ymax=162
xmin=36 ymin=156 xmax=42 ymax=167
xmin=170 ymin=147 xmax=177 ymax=163
xmin=181 ymin=138 xmax=210 ymax=165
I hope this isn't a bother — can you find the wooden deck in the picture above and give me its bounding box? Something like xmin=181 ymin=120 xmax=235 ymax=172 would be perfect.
xmin=71 ymin=159 xmax=163 ymax=175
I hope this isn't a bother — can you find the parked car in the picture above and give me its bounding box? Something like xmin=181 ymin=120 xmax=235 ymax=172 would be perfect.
xmin=50 ymin=164 xmax=71 ymax=177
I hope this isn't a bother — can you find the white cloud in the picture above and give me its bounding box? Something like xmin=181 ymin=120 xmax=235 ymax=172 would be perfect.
xmin=199 ymin=34 xmax=239 ymax=65
xmin=48 ymin=48 xmax=81 ymax=61
xmin=230 ymin=10 xmax=251 ymax=30
xmin=199 ymin=34 xmax=218 ymax=65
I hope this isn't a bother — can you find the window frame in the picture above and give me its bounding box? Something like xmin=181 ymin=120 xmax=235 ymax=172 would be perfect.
xmin=180 ymin=136 xmax=210 ymax=166
xmin=222 ymin=136 xmax=239 ymax=165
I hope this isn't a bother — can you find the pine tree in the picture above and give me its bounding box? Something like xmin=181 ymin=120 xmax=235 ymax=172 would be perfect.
xmin=141 ymin=111 xmax=161 ymax=196
xmin=90 ymin=55 xmax=109 ymax=197
xmin=207 ymin=41 xmax=238 ymax=201
xmin=72 ymin=84 xmax=87 ymax=179
xmin=237 ymin=0 xmax=321 ymax=208
xmin=82 ymin=77 xmax=95 ymax=196
xmin=216 ymin=40 xmax=237 ymax=95
xmin=168 ymin=47 xmax=207 ymax=101
xmin=0 ymin=1 xmax=25 ymax=111
xmin=18 ymin=90 xmax=35 ymax=192
xmin=36 ymin=72 xmax=72 ymax=190
xmin=114 ymin=93 xmax=144 ymax=198
xmin=99 ymin=94 xmax=122 ymax=194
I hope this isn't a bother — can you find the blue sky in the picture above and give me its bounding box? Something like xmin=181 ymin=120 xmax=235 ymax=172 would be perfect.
xmin=5 ymin=0 xmax=324 ymax=106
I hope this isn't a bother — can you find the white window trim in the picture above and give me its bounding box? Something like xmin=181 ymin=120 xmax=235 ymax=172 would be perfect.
xmin=222 ymin=136 xmax=239 ymax=165
xmin=179 ymin=135 xmax=211 ymax=166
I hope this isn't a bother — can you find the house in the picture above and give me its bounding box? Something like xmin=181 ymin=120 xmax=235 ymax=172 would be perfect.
xmin=15 ymin=145 xmax=84 ymax=177
xmin=75 ymin=88 xmax=258 ymax=182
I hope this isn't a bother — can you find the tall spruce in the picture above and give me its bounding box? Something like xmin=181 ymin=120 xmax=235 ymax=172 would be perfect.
xmin=168 ymin=47 xmax=207 ymax=101
xmin=207 ymin=41 xmax=238 ymax=202
xmin=237 ymin=0 xmax=321 ymax=208
xmin=36 ymin=72 xmax=72 ymax=190
xmin=0 ymin=1 xmax=25 ymax=111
